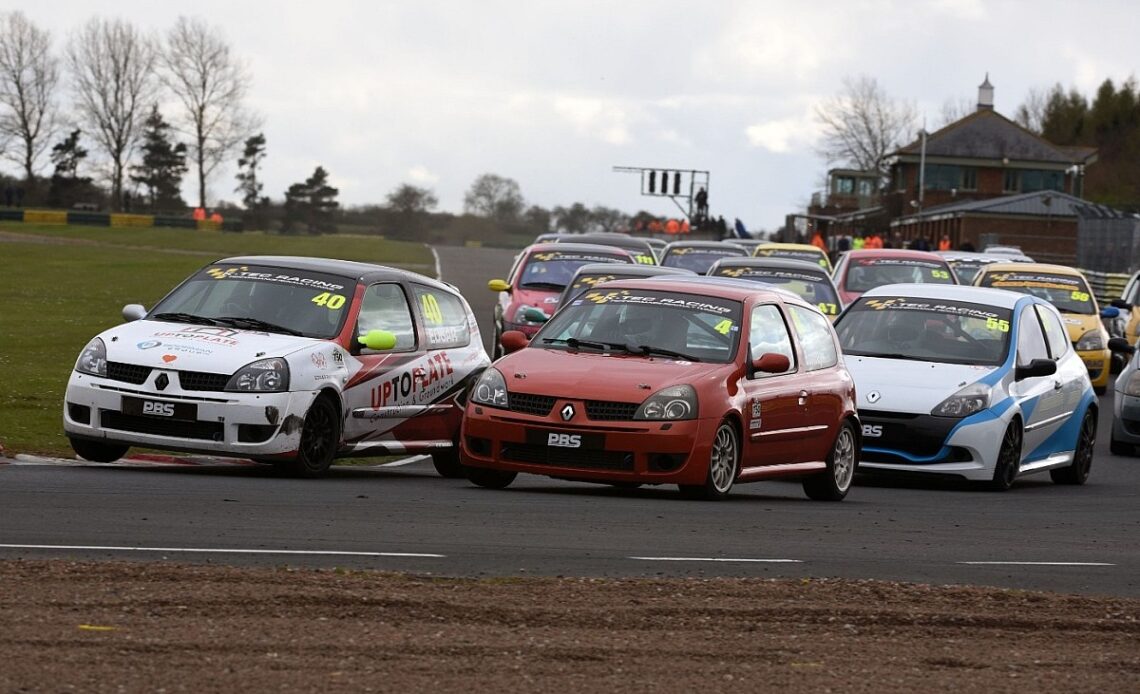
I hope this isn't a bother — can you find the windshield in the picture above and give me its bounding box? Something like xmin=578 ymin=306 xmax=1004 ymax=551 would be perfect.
xmin=977 ymin=271 xmax=1095 ymax=314
xmin=536 ymin=288 xmax=744 ymax=363
xmin=560 ymin=271 xmax=650 ymax=304
xmin=711 ymin=266 xmax=842 ymax=317
xmin=754 ymin=247 xmax=830 ymax=269
xmin=150 ymin=264 xmax=355 ymax=338
xmin=843 ymin=257 xmax=956 ymax=292
xmin=835 ymin=296 xmax=1012 ymax=366
xmin=947 ymin=261 xmax=982 ymax=284
xmin=662 ymin=247 xmax=747 ymax=273
xmin=518 ymin=250 xmax=631 ymax=289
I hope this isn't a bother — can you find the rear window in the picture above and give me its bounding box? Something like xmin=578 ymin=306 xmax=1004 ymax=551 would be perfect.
xmin=712 ymin=265 xmax=841 ymax=316
xmin=843 ymin=257 xmax=955 ymax=292
xmin=977 ymin=270 xmax=1095 ymax=315
xmin=517 ymin=250 xmax=632 ymax=289
xmin=662 ymin=247 xmax=748 ymax=273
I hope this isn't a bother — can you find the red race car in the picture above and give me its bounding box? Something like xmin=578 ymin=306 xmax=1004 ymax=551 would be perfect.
xmin=831 ymin=249 xmax=957 ymax=305
xmin=460 ymin=277 xmax=860 ymax=500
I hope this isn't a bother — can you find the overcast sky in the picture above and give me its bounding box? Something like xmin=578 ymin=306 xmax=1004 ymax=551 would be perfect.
xmin=15 ymin=0 xmax=1140 ymax=230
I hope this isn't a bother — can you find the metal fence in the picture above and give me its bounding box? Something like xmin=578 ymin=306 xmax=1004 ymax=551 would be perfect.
xmin=1078 ymin=269 xmax=1131 ymax=305
xmin=1076 ymin=215 xmax=1140 ymax=274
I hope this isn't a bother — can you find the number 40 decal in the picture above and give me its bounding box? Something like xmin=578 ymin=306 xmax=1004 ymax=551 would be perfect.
xmin=311 ymin=292 xmax=346 ymax=310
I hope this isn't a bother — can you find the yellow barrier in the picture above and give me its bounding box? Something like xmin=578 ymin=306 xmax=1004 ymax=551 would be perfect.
xmin=464 ymin=239 xmax=483 ymax=248
xmin=110 ymin=214 xmax=154 ymax=228
xmin=196 ymin=219 xmax=222 ymax=232
xmin=23 ymin=209 xmax=67 ymax=224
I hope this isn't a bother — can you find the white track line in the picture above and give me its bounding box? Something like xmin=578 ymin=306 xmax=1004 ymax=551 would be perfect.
xmin=629 ymin=556 xmax=802 ymax=563
xmin=957 ymin=561 xmax=1115 ymax=567
xmin=0 ymin=544 xmax=444 ymax=558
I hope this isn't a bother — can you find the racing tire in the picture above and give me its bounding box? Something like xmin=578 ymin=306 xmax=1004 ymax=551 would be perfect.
xmin=1094 ymin=385 xmax=1107 ymax=396
xmin=803 ymin=421 xmax=857 ymax=501
xmin=1051 ymin=410 xmax=1095 ymax=485
xmin=69 ymin=438 xmax=129 ymax=463
xmin=987 ymin=421 xmax=1023 ymax=491
xmin=283 ymin=396 xmax=340 ymax=478
xmin=467 ymin=466 xmax=516 ymax=489
xmin=679 ymin=421 xmax=739 ymax=501
xmin=491 ymin=324 xmax=503 ymax=360
xmin=431 ymin=450 xmax=468 ymax=479
xmin=1110 ymin=436 xmax=1135 ymax=457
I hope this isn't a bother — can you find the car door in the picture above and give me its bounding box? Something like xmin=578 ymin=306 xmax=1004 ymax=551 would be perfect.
xmin=1011 ymin=305 xmax=1065 ymax=460
xmin=342 ymin=282 xmax=422 ymax=448
xmin=739 ymin=303 xmax=807 ymax=468
xmin=786 ymin=304 xmax=844 ymax=463
xmin=1035 ymin=302 xmax=1089 ymax=448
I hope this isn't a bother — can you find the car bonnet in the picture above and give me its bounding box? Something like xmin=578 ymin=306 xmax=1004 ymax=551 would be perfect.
xmin=844 ymin=356 xmax=1003 ymax=414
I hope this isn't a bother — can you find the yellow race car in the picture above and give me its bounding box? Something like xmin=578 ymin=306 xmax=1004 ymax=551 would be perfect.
xmin=974 ymin=263 xmax=1112 ymax=394
xmin=751 ymin=243 xmax=833 ymax=273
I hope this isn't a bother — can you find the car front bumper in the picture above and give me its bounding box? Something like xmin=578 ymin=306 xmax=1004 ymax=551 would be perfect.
xmin=1077 ymin=348 xmax=1111 ymax=388
xmin=858 ymin=408 xmax=1006 ymax=481
xmin=1112 ymin=390 xmax=1140 ymax=447
xmin=63 ymin=371 xmax=321 ymax=458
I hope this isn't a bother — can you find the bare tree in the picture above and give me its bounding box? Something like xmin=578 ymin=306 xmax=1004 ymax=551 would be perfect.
xmin=464 ymin=173 xmax=524 ymax=223
xmin=66 ymin=18 xmax=157 ymax=211
xmin=814 ymin=75 xmax=917 ymax=175
xmin=0 ymin=11 xmax=60 ymax=182
xmin=161 ymin=16 xmax=257 ymax=210
xmin=1015 ymin=86 xmax=1050 ymax=134
xmin=936 ymin=96 xmax=975 ymax=128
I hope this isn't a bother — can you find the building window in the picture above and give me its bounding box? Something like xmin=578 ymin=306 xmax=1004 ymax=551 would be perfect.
xmin=1021 ymin=170 xmax=1064 ymax=193
xmin=835 ymin=176 xmax=855 ymax=194
xmin=856 ymin=178 xmax=876 ymax=197
xmin=895 ymin=168 xmax=907 ymax=191
xmin=925 ymin=164 xmax=962 ymax=191
xmin=1003 ymin=169 xmax=1019 ymax=192
xmin=960 ymin=167 xmax=977 ymax=191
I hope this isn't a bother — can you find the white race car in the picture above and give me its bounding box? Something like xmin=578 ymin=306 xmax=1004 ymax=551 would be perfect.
xmin=833 ymin=284 xmax=1097 ymax=489
xmin=64 ymin=256 xmax=491 ymax=477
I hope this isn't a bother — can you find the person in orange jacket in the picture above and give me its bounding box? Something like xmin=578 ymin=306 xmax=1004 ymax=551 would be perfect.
xmin=810 ymin=231 xmax=826 ymax=251
xmin=938 ymin=234 xmax=951 ymax=251
xmin=665 ymin=218 xmax=680 ymax=234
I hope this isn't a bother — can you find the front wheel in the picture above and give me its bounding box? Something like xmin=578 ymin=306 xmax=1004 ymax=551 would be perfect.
xmin=803 ymin=421 xmax=857 ymax=501
xmin=679 ymin=421 xmax=739 ymax=500
xmin=431 ymin=450 xmax=467 ymax=478
xmin=69 ymin=438 xmax=129 ymax=463
xmin=467 ymin=466 xmax=516 ymax=489
xmin=1051 ymin=410 xmax=1095 ymax=485
xmin=988 ymin=421 xmax=1022 ymax=491
xmin=283 ymin=396 xmax=340 ymax=477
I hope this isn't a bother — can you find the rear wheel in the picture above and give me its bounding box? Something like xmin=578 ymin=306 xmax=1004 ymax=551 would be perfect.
xmin=431 ymin=450 xmax=467 ymax=478
xmin=467 ymin=466 xmax=516 ymax=489
xmin=803 ymin=421 xmax=857 ymax=501
xmin=988 ymin=421 xmax=1022 ymax=491
xmin=679 ymin=422 xmax=738 ymax=501
xmin=1051 ymin=410 xmax=1095 ymax=485
xmin=69 ymin=438 xmax=129 ymax=463
xmin=283 ymin=396 xmax=340 ymax=477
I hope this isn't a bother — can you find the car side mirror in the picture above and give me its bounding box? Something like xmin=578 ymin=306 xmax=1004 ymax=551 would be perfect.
xmin=1100 ymin=306 xmax=1121 ymax=319
xmin=358 ymin=329 xmax=397 ymax=351
xmin=1109 ymin=337 xmax=1135 ymax=355
xmin=500 ymin=330 xmax=529 ymax=354
xmin=522 ymin=306 xmax=549 ymax=323
xmin=1111 ymin=298 xmax=1131 ymax=310
xmin=1014 ymin=358 xmax=1057 ymax=381
xmin=122 ymin=304 xmax=146 ymax=322
xmin=752 ymin=352 xmax=791 ymax=374
xmin=488 ymin=279 xmax=511 ymax=293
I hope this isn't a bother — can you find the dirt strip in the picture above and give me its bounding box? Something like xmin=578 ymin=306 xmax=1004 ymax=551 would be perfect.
xmin=0 ymin=560 xmax=1137 ymax=692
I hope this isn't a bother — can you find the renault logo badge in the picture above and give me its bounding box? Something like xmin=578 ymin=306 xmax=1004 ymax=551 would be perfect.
xmin=866 ymin=391 xmax=881 ymax=404
xmin=560 ymin=403 xmax=575 ymax=421
xmin=155 ymin=373 xmax=169 ymax=391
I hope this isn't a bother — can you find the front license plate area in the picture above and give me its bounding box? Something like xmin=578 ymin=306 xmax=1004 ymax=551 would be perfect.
xmin=121 ymin=396 xmax=198 ymax=421
xmin=526 ymin=429 xmax=605 ymax=450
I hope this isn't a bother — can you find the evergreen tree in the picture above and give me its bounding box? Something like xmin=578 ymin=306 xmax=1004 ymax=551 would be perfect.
xmin=235 ymin=132 xmax=269 ymax=229
xmin=129 ymin=105 xmax=187 ymax=211
xmin=283 ymin=166 xmax=339 ymax=234
xmin=46 ymin=129 xmax=97 ymax=208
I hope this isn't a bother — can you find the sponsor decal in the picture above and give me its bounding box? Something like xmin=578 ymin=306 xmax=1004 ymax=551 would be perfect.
xmin=668 ymin=246 xmax=739 ymax=256
xmin=137 ymin=340 xmax=162 ymax=350
xmin=862 ymin=424 xmax=883 ymax=438
xmin=153 ymin=325 xmax=241 ymax=347
xmin=543 ymin=296 xmax=559 ymax=304
xmin=858 ymin=297 xmax=1008 ymax=327
xmin=332 ymin=349 xmax=344 ymax=365
xmin=368 ymin=352 xmax=456 ymax=408
xmin=426 ymin=325 xmax=465 ymax=346
xmin=311 ymin=352 xmax=328 ymax=369
xmin=866 ymin=391 xmax=881 ymax=404
xmin=161 ymin=354 xmax=177 ymax=363
xmin=856 ymin=258 xmax=943 ymax=269
xmin=142 ymin=401 xmax=176 ymax=417
xmin=580 ymin=289 xmax=736 ymax=316
xmin=548 ymin=433 xmax=581 ymax=448
xmin=751 ymin=400 xmax=762 ymax=418
xmin=757 ymin=249 xmax=824 ymax=263
xmin=531 ymin=251 xmax=624 ymax=263
xmin=204 ymin=265 xmax=346 ymax=292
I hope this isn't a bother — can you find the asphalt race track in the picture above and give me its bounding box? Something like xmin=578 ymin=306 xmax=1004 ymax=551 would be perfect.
xmin=2 ymin=245 xmax=1138 ymax=597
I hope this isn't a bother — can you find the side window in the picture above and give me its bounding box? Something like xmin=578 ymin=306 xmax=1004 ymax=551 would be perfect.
xmin=411 ymin=284 xmax=471 ymax=349
xmin=1016 ymin=309 xmax=1049 ymax=367
xmin=1035 ymin=304 xmax=1069 ymax=359
xmin=749 ymin=304 xmax=796 ymax=374
xmin=357 ymin=283 xmax=416 ymax=351
xmin=788 ymin=305 xmax=838 ymax=371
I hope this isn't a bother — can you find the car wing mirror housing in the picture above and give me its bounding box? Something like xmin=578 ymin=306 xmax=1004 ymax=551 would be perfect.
xmin=358 ymin=329 xmax=398 ymax=351
xmin=122 ymin=304 xmax=146 ymax=322
xmin=488 ymin=279 xmax=511 ymax=293
xmin=1100 ymin=306 xmax=1121 ymax=319
xmin=522 ymin=307 xmax=549 ymax=323
xmin=1108 ymin=337 xmax=1135 ymax=355
xmin=500 ymin=330 xmax=529 ymax=354
xmin=752 ymin=352 xmax=791 ymax=375
xmin=1014 ymin=358 xmax=1057 ymax=381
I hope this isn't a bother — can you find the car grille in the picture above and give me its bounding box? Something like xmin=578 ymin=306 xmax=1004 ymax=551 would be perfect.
xmin=179 ymin=371 xmax=231 ymax=392
xmin=860 ymin=411 xmax=957 ymax=460
xmin=508 ymin=393 xmax=557 ymax=417
xmin=501 ymin=444 xmax=634 ymax=471
xmin=100 ymin=410 xmax=223 ymax=441
xmin=585 ymin=400 xmax=640 ymax=421
xmin=106 ymin=362 xmax=152 ymax=385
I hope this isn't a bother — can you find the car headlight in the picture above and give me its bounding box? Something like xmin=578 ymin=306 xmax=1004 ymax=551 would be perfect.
xmin=75 ymin=337 xmax=108 ymax=377
xmin=1075 ymin=329 xmax=1105 ymax=351
xmin=931 ymin=382 xmax=991 ymax=418
xmin=634 ymin=384 xmax=698 ymax=420
xmin=513 ymin=306 xmax=547 ymax=326
xmin=1124 ymin=372 xmax=1140 ymax=397
xmin=225 ymin=358 xmax=290 ymax=392
xmin=470 ymin=368 xmax=509 ymax=408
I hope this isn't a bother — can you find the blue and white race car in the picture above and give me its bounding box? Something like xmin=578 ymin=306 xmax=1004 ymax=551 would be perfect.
xmin=833 ymin=284 xmax=1097 ymax=489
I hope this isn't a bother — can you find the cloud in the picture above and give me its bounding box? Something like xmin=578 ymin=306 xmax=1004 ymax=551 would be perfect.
xmin=745 ymin=113 xmax=821 ymax=153
xmin=552 ymin=95 xmax=634 ymax=146
xmin=407 ymin=165 xmax=439 ymax=185
xmin=928 ymin=0 xmax=987 ymax=20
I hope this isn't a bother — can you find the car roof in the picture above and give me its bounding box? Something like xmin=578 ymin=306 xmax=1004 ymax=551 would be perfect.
xmin=977 ymin=262 xmax=1085 ymax=277
xmin=556 ymin=233 xmax=652 ymax=249
xmin=663 ymin=240 xmax=750 ymax=252
xmin=937 ymin=251 xmax=1033 ymax=263
xmin=569 ymin=263 xmax=694 ymax=278
xmin=841 ymin=249 xmax=949 ymax=261
xmin=609 ymin=275 xmax=810 ymax=305
xmin=217 ymin=255 xmax=452 ymax=290
xmin=711 ymin=257 xmax=830 ymax=273
xmin=524 ymin=242 xmax=636 ymax=257
xmin=756 ymin=242 xmax=826 ymax=252
xmin=861 ymin=283 xmax=1030 ymax=310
